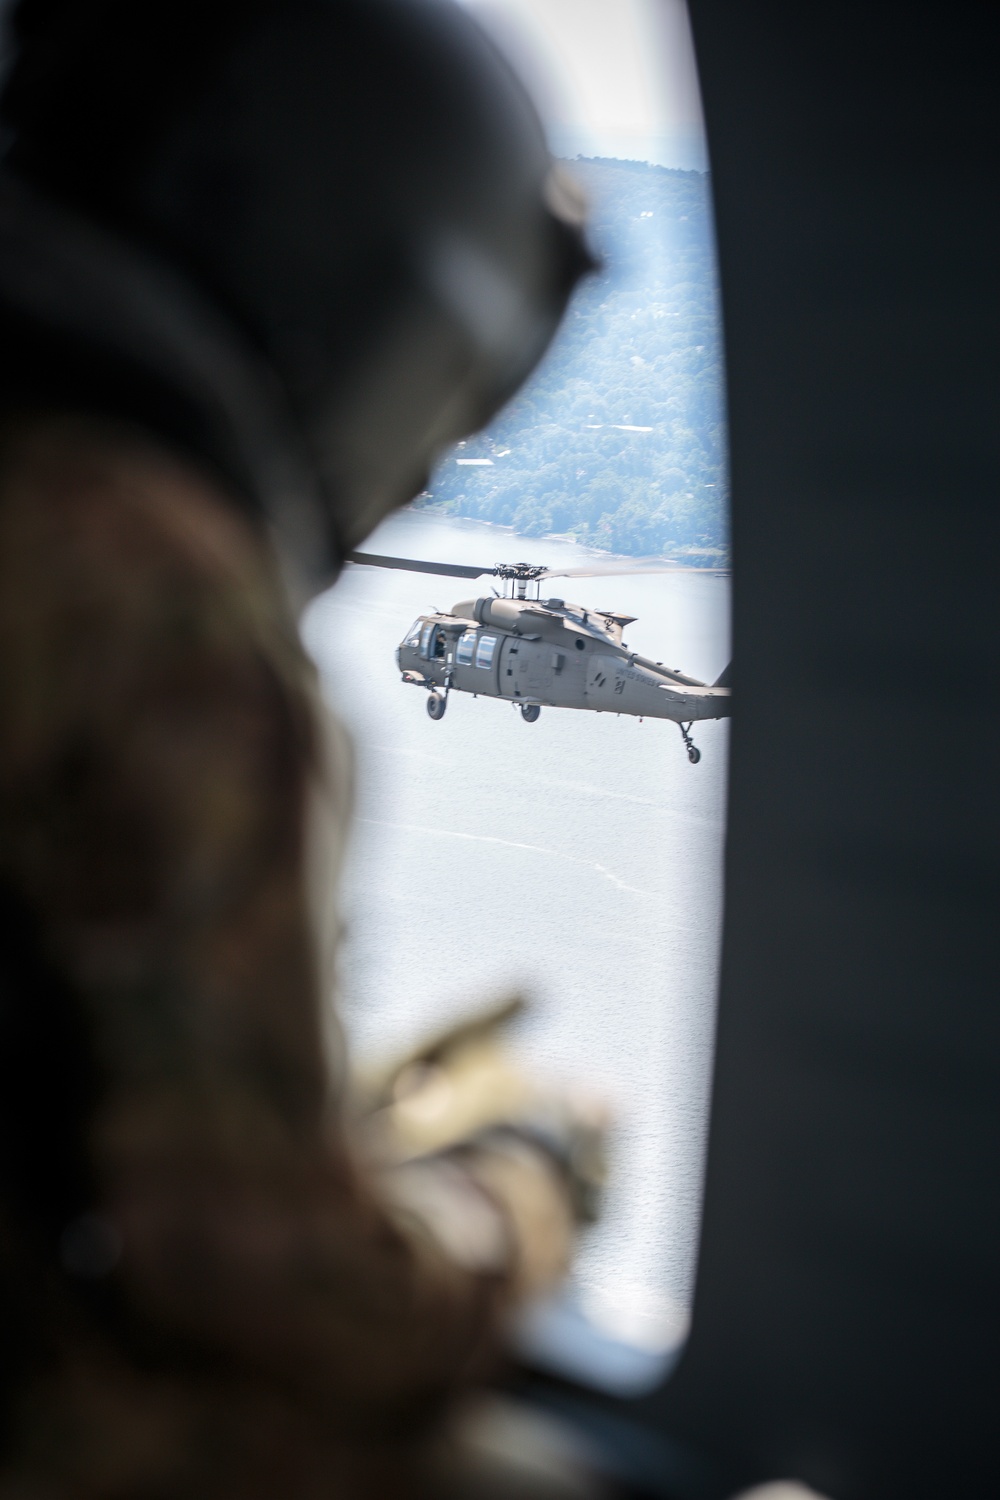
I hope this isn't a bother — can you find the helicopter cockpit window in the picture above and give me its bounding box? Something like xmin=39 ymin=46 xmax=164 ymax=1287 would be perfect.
xmin=476 ymin=634 xmax=498 ymax=669
xmin=404 ymin=619 xmax=424 ymax=648
xmin=303 ymin=0 xmax=727 ymax=1397
xmin=456 ymin=629 xmax=477 ymax=666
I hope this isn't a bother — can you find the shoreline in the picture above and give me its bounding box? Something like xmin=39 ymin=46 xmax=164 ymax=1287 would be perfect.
xmin=403 ymin=504 xmax=730 ymax=573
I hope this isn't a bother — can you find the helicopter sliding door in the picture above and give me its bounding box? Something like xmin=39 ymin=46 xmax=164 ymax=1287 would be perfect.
xmin=521 ymin=640 xmax=550 ymax=703
xmin=498 ymin=636 xmax=522 ymax=699
xmin=499 ymin=635 xmax=557 ymax=705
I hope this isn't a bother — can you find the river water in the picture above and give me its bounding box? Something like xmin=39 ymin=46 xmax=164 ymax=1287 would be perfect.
xmin=302 ymin=507 xmax=729 ymax=1349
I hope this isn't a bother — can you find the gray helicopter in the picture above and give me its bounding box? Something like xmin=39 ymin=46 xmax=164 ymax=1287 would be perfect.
xmin=347 ymin=551 xmax=731 ymax=763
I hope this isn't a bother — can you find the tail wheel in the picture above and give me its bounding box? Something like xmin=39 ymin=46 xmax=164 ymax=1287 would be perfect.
xmin=520 ymin=703 xmax=541 ymax=723
xmin=426 ymin=692 xmax=447 ymax=721
xmin=679 ymin=721 xmax=701 ymax=763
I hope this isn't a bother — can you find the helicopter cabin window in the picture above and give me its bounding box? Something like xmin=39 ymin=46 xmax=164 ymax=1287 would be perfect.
xmin=302 ymin=0 xmax=728 ymax=1397
xmin=476 ymin=634 xmax=498 ymax=669
xmin=456 ymin=629 xmax=477 ymax=666
xmin=404 ymin=619 xmax=423 ymax=648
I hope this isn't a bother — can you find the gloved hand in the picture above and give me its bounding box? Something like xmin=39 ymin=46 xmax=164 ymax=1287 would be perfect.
xmin=353 ymin=998 xmax=608 ymax=1298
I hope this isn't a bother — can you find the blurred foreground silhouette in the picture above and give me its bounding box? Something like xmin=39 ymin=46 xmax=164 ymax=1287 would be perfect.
xmin=0 ymin=1 xmax=610 ymax=1494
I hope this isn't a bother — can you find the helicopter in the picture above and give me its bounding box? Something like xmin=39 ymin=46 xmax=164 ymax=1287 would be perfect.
xmin=347 ymin=550 xmax=731 ymax=763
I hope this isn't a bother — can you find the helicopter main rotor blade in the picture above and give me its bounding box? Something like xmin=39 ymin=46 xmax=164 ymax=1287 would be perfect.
xmin=347 ymin=551 xmax=493 ymax=580
xmin=346 ymin=550 xmax=730 ymax=583
xmin=535 ymin=561 xmax=730 ymax=580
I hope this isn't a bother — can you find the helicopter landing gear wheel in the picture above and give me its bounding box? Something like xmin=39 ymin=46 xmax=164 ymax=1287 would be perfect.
xmin=520 ymin=703 xmax=541 ymax=723
xmin=678 ymin=721 xmax=700 ymax=763
xmin=426 ymin=692 xmax=447 ymax=721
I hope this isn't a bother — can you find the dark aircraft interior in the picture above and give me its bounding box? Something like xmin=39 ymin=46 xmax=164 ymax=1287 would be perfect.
xmin=515 ymin=5 xmax=1000 ymax=1496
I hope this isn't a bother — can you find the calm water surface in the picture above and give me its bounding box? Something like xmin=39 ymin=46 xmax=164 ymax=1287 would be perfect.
xmin=302 ymin=508 xmax=729 ymax=1346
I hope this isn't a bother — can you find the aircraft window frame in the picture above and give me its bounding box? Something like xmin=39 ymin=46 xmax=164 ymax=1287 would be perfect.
xmin=419 ymin=622 xmax=435 ymax=659
xmin=475 ymin=633 xmax=498 ymax=669
xmin=456 ymin=629 xmax=477 ymax=666
xmin=304 ymin=0 xmax=729 ymax=1404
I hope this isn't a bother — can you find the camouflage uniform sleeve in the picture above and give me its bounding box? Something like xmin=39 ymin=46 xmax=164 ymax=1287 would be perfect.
xmin=0 ymin=419 xmax=510 ymax=1437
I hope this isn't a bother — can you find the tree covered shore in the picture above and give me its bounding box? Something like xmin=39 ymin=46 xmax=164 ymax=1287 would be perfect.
xmin=417 ymin=157 xmax=728 ymax=564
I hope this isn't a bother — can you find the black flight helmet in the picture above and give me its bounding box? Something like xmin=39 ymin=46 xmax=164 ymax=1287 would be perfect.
xmin=0 ymin=0 xmax=593 ymax=588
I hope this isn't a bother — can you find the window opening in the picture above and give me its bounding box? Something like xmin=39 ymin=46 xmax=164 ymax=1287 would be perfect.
xmin=303 ymin=0 xmax=727 ymax=1397
xmin=456 ymin=630 xmax=477 ymax=666
xmin=476 ymin=634 xmax=498 ymax=669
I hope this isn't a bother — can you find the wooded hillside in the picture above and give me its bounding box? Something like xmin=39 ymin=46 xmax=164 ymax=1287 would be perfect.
xmin=417 ymin=157 xmax=728 ymax=562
